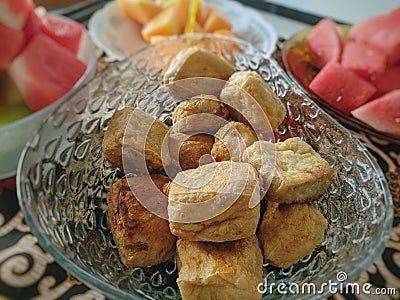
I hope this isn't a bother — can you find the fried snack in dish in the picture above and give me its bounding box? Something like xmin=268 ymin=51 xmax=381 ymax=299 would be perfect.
xmin=172 ymin=94 xmax=229 ymax=133
xmin=220 ymin=71 xmax=287 ymax=130
xmin=107 ymin=174 xmax=176 ymax=268
xmin=168 ymin=161 xmax=260 ymax=242
xmin=211 ymin=121 xmax=258 ymax=162
xmin=176 ymin=236 xmax=263 ymax=300
xmin=102 ymin=108 xmax=168 ymax=172
xmin=258 ymin=203 xmax=328 ymax=269
xmin=168 ymin=133 xmax=215 ymax=171
xmin=246 ymin=138 xmax=333 ymax=203
xmin=164 ymin=46 xmax=235 ymax=85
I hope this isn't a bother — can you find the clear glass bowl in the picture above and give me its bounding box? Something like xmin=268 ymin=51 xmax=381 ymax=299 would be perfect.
xmin=0 ymin=23 xmax=97 ymax=179
xmin=17 ymin=34 xmax=393 ymax=300
xmin=281 ymin=25 xmax=400 ymax=144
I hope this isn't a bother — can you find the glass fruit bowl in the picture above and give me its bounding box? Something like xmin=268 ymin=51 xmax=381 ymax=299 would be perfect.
xmin=17 ymin=34 xmax=393 ymax=300
xmin=0 ymin=24 xmax=97 ymax=180
xmin=281 ymin=25 xmax=400 ymax=144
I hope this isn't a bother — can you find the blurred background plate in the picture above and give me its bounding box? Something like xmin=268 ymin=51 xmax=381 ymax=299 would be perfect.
xmin=0 ymin=25 xmax=97 ymax=180
xmin=88 ymin=0 xmax=278 ymax=60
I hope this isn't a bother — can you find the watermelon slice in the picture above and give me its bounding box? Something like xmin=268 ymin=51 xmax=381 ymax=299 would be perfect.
xmin=40 ymin=14 xmax=85 ymax=55
xmin=351 ymin=90 xmax=400 ymax=136
xmin=306 ymin=18 xmax=343 ymax=69
xmin=0 ymin=23 xmax=25 ymax=70
xmin=309 ymin=61 xmax=376 ymax=115
xmin=374 ymin=65 xmax=400 ymax=97
xmin=341 ymin=41 xmax=387 ymax=82
xmin=348 ymin=10 xmax=400 ymax=65
xmin=0 ymin=0 xmax=34 ymax=30
xmin=23 ymin=8 xmax=43 ymax=44
xmin=9 ymin=34 xmax=87 ymax=112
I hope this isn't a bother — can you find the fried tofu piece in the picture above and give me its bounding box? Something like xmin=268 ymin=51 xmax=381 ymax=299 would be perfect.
xmin=164 ymin=46 xmax=235 ymax=85
xmin=246 ymin=138 xmax=334 ymax=203
xmin=211 ymin=121 xmax=258 ymax=162
xmin=176 ymin=236 xmax=263 ymax=300
xmin=258 ymin=203 xmax=328 ymax=269
xmin=102 ymin=108 xmax=169 ymax=172
xmin=168 ymin=161 xmax=260 ymax=242
xmin=168 ymin=133 xmax=215 ymax=172
xmin=220 ymin=71 xmax=287 ymax=130
xmin=107 ymin=175 xmax=176 ymax=267
xmin=172 ymin=95 xmax=229 ymax=133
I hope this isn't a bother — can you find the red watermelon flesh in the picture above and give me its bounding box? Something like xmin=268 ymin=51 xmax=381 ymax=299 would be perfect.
xmin=306 ymin=18 xmax=343 ymax=69
xmin=0 ymin=23 xmax=25 ymax=70
xmin=351 ymin=89 xmax=400 ymax=136
xmin=341 ymin=41 xmax=387 ymax=83
xmin=9 ymin=34 xmax=87 ymax=112
xmin=309 ymin=61 xmax=376 ymax=115
xmin=348 ymin=11 xmax=400 ymax=65
xmin=0 ymin=0 xmax=34 ymax=30
xmin=40 ymin=14 xmax=84 ymax=55
xmin=23 ymin=8 xmax=43 ymax=44
xmin=374 ymin=65 xmax=400 ymax=97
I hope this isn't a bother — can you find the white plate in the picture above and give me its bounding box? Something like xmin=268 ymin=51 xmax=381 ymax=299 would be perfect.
xmin=88 ymin=0 xmax=277 ymax=60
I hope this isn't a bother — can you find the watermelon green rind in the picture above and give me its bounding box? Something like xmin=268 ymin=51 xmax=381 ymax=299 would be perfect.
xmin=351 ymin=90 xmax=400 ymax=136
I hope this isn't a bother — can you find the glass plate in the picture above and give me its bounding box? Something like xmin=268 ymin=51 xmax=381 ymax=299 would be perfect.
xmin=88 ymin=0 xmax=277 ymax=60
xmin=281 ymin=25 xmax=400 ymax=144
xmin=17 ymin=34 xmax=393 ymax=300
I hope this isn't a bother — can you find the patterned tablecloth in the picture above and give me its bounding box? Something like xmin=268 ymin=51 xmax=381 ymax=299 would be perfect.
xmin=1 ymin=51 xmax=399 ymax=300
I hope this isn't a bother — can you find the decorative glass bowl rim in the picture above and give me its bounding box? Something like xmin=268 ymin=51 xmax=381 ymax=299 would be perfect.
xmin=16 ymin=34 xmax=394 ymax=300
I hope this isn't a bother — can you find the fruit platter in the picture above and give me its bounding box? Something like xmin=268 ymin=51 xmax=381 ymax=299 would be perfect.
xmin=282 ymin=8 xmax=400 ymax=142
xmin=0 ymin=0 xmax=96 ymax=178
xmin=88 ymin=0 xmax=277 ymax=60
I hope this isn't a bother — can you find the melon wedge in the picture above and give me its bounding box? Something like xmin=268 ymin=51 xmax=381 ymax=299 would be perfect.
xmin=40 ymin=14 xmax=84 ymax=55
xmin=195 ymin=0 xmax=209 ymax=26
xmin=0 ymin=23 xmax=25 ymax=70
xmin=23 ymin=7 xmax=43 ymax=43
xmin=351 ymin=90 xmax=400 ymax=136
xmin=341 ymin=41 xmax=386 ymax=82
xmin=141 ymin=0 xmax=189 ymax=43
xmin=306 ymin=18 xmax=343 ymax=69
xmin=9 ymin=34 xmax=87 ymax=112
xmin=374 ymin=65 xmax=400 ymax=97
xmin=203 ymin=5 xmax=231 ymax=33
xmin=309 ymin=61 xmax=376 ymax=115
xmin=184 ymin=20 xmax=204 ymax=33
xmin=349 ymin=11 xmax=400 ymax=64
xmin=0 ymin=0 xmax=34 ymax=30
xmin=117 ymin=0 xmax=161 ymax=25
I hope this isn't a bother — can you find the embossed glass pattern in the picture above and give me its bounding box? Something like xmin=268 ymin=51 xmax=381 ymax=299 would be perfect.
xmin=17 ymin=35 xmax=393 ymax=300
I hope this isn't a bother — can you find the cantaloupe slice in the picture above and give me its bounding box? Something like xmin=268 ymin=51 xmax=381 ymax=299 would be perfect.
xmin=203 ymin=6 xmax=231 ymax=33
xmin=141 ymin=0 xmax=189 ymax=43
xmin=184 ymin=20 xmax=204 ymax=33
xmin=195 ymin=0 xmax=209 ymax=26
xmin=117 ymin=0 xmax=161 ymax=25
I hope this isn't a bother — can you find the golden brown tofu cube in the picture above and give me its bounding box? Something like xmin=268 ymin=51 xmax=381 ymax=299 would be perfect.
xmin=102 ymin=108 xmax=169 ymax=172
xmin=220 ymin=71 xmax=287 ymax=130
xmin=258 ymin=203 xmax=328 ymax=269
xmin=211 ymin=121 xmax=258 ymax=162
xmin=164 ymin=47 xmax=235 ymax=85
xmin=168 ymin=161 xmax=260 ymax=242
xmin=176 ymin=236 xmax=263 ymax=300
xmin=107 ymin=175 xmax=176 ymax=267
xmin=246 ymin=138 xmax=334 ymax=203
